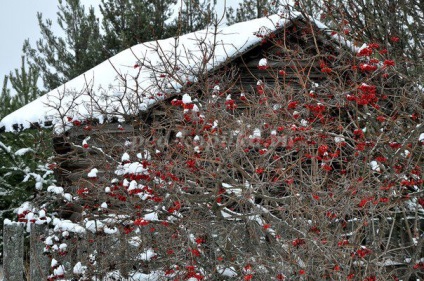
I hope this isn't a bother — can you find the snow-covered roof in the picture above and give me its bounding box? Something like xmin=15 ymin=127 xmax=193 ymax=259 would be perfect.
xmin=0 ymin=11 xmax=356 ymax=133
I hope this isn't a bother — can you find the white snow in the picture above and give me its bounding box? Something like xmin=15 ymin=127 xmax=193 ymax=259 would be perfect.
xmin=3 ymin=219 xmax=19 ymax=225
xmin=217 ymin=266 xmax=238 ymax=277
xmin=0 ymin=142 xmax=11 ymax=153
xmin=115 ymin=162 xmax=149 ymax=176
xmin=137 ymin=150 xmax=151 ymax=160
xmin=357 ymin=43 xmax=370 ymax=54
xmin=14 ymin=148 xmax=33 ymax=156
xmin=0 ymin=14 xmax=300 ymax=132
xmin=370 ymin=161 xmax=381 ymax=172
xmin=63 ymin=193 xmax=73 ymax=202
xmin=73 ymin=262 xmax=87 ymax=275
xmin=87 ymin=168 xmax=98 ymax=178
xmin=127 ymin=271 xmax=163 ymax=281
xmin=52 ymin=218 xmax=86 ymax=234
xmin=128 ymin=180 xmax=140 ymax=192
xmin=59 ymin=243 xmax=67 ymax=251
xmin=51 ymin=258 xmax=59 ymax=268
xmin=249 ymin=128 xmax=261 ymax=139
xmin=0 ymin=11 xmax=353 ymax=134
xmin=53 ymin=265 xmax=65 ymax=277
xmin=85 ymin=219 xmax=104 ymax=233
xmin=45 ymin=236 xmax=57 ymax=246
xmin=258 ymin=58 xmax=268 ymax=66
xmin=15 ymin=202 xmax=32 ymax=216
xmin=334 ymin=136 xmax=345 ymax=143
xmin=137 ymin=248 xmax=156 ymax=261
xmin=104 ymin=226 xmax=119 ymax=234
xmin=47 ymin=185 xmax=64 ymax=195
xmin=121 ymin=152 xmax=130 ymax=162
xmin=182 ymin=93 xmax=192 ymax=104
xmin=82 ymin=137 xmax=90 ymax=148
xmin=402 ymin=149 xmax=411 ymax=158
xmin=39 ymin=209 xmax=46 ymax=218
xmin=35 ymin=181 xmax=43 ymax=190
xmin=139 ymin=103 xmax=148 ymax=111
xmin=222 ymin=182 xmax=242 ymax=196
xmin=144 ymin=211 xmax=159 ymax=221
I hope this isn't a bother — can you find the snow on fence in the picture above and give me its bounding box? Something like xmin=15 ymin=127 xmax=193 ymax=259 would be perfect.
xmin=2 ymin=216 xmax=423 ymax=280
xmin=2 ymin=221 xmax=134 ymax=281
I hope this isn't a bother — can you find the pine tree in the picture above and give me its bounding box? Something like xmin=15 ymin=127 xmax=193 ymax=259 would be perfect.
xmin=99 ymin=0 xmax=177 ymax=56
xmin=23 ymin=0 xmax=105 ymax=91
xmin=0 ymin=56 xmax=54 ymax=257
xmin=0 ymin=56 xmax=41 ymax=120
xmin=0 ymin=129 xmax=55 ymax=253
xmin=9 ymin=56 xmax=42 ymax=109
xmin=0 ymin=77 xmax=13 ymax=120
xmin=172 ymin=0 xmax=218 ymax=34
xmin=0 ymin=132 xmax=54 ymax=217
xmin=226 ymin=0 xmax=284 ymax=24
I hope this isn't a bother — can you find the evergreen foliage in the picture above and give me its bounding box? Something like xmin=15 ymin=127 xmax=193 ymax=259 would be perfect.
xmin=0 ymin=56 xmax=41 ymax=120
xmin=171 ymin=0 xmax=218 ymax=34
xmin=0 ymin=56 xmax=49 ymax=261
xmin=9 ymin=56 xmax=42 ymax=109
xmin=226 ymin=0 xmax=284 ymax=24
xmin=99 ymin=0 xmax=177 ymax=56
xmin=23 ymin=0 xmax=105 ymax=91
xmin=0 ymin=76 xmax=13 ymax=120
xmin=0 ymin=129 xmax=55 ymax=259
xmin=0 ymin=132 xmax=54 ymax=216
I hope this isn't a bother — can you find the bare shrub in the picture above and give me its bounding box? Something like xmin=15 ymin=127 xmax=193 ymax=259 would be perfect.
xmin=18 ymin=10 xmax=424 ymax=281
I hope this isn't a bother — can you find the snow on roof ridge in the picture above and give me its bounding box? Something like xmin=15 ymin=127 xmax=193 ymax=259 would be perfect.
xmin=0 ymin=10 xmax=350 ymax=133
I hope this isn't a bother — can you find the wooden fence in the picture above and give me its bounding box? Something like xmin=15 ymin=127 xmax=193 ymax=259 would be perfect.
xmin=3 ymin=216 xmax=423 ymax=280
xmin=3 ymin=223 xmax=49 ymax=281
xmin=2 ymin=221 xmax=135 ymax=281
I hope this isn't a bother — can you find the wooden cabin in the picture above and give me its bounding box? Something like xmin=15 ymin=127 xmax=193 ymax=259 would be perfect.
xmin=0 ymin=13 xmax=362 ymax=218
xmin=2 ymin=11 xmax=423 ymax=280
xmin=16 ymin=14 xmax=353 ymax=192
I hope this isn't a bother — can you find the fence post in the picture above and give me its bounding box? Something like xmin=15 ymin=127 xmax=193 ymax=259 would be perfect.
xmin=118 ymin=234 xmax=129 ymax=278
xmin=3 ymin=221 xmax=25 ymax=281
xmin=30 ymin=223 xmax=49 ymax=281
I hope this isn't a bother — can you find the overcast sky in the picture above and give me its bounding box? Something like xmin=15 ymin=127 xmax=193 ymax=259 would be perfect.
xmin=0 ymin=0 xmax=99 ymax=85
xmin=0 ymin=0 xmax=241 ymax=89
xmin=0 ymin=1 xmax=55 ymax=83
